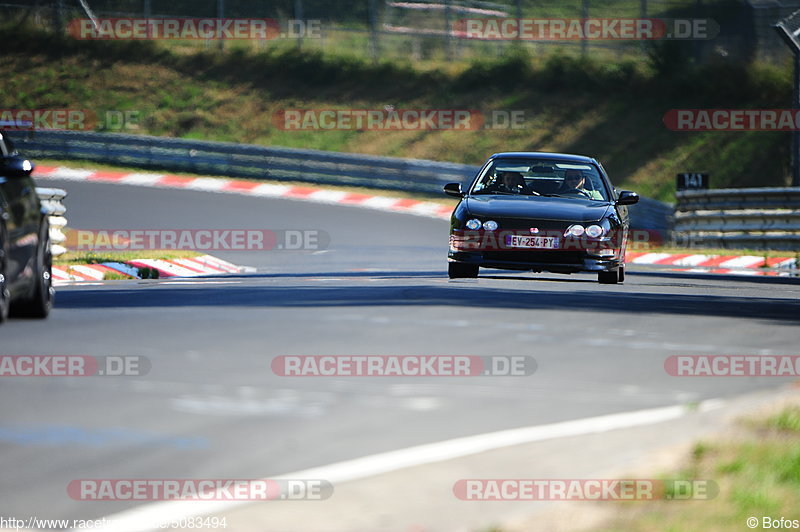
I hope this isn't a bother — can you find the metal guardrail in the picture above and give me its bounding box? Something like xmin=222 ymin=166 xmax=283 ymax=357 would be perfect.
xmin=9 ymin=130 xmax=477 ymax=194
xmin=628 ymin=196 xmax=673 ymax=241
xmin=675 ymin=187 xmax=800 ymax=250
xmin=9 ymin=131 xmax=673 ymax=234
xmin=36 ymin=187 xmax=68 ymax=257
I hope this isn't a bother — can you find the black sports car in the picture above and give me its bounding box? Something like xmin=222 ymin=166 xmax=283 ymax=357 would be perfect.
xmin=444 ymin=152 xmax=639 ymax=284
xmin=0 ymin=131 xmax=53 ymax=322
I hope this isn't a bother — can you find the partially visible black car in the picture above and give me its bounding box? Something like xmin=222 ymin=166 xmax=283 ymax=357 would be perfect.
xmin=0 ymin=131 xmax=53 ymax=322
xmin=444 ymin=152 xmax=639 ymax=284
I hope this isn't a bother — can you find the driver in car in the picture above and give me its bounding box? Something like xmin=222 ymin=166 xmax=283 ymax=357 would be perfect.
xmin=559 ymin=169 xmax=602 ymax=200
xmin=491 ymin=171 xmax=527 ymax=194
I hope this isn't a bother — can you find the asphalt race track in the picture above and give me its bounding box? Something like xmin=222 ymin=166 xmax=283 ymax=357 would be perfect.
xmin=1 ymin=179 xmax=799 ymax=524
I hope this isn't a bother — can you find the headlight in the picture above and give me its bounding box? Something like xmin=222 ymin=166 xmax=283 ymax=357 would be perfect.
xmin=483 ymin=220 xmax=498 ymax=231
xmin=586 ymin=224 xmax=605 ymax=238
xmin=565 ymin=224 xmax=585 ymax=237
xmin=466 ymin=219 xmax=481 ymax=230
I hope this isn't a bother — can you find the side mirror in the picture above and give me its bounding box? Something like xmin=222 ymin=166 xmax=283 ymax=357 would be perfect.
xmin=443 ymin=183 xmax=464 ymax=198
xmin=2 ymin=157 xmax=35 ymax=178
xmin=616 ymin=190 xmax=639 ymax=205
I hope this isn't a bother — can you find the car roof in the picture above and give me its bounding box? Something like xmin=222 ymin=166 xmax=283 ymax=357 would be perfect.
xmin=489 ymin=152 xmax=598 ymax=164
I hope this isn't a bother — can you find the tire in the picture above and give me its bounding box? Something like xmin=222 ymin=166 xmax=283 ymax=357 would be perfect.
xmin=448 ymin=262 xmax=479 ymax=279
xmin=0 ymin=223 xmax=9 ymax=324
xmin=12 ymin=218 xmax=53 ymax=318
xmin=618 ymin=265 xmax=625 ymax=283
xmin=598 ymin=268 xmax=619 ymax=284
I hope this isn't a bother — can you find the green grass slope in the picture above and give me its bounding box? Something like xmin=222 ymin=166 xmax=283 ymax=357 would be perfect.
xmin=1 ymin=28 xmax=793 ymax=202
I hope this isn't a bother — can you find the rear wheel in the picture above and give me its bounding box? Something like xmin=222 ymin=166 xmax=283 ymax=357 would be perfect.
xmin=598 ymin=268 xmax=619 ymax=284
xmin=618 ymin=265 xmax=625 ymax=283
xmin=448 ymin=262 xmax=479 ymax=279
xmin=0 ymin=223 xmax=9 ymax=323
xmin=13 ymin=218 xmax=53 ymax=318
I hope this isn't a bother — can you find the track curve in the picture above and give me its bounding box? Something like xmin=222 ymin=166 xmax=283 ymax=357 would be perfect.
xmin=1 ymin=179 xmax=799 ymax=522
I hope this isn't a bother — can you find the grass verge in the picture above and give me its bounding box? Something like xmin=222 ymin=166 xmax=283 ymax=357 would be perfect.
xmin=3 ymin=25 xmax=793 ymax=204
xmin=594 ymin=401 xmax=800 ymax=532
xmin=54 ymin=249 xmax=202 ymax=265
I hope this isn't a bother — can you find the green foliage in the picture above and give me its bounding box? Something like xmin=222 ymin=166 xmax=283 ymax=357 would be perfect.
xmin=1 ymin=23 xmax=794 ymax=202
xmin=776 ymin=449 xmax=800 ymax=486
xmin=767 ymin=407 xmax=800 ymax=433
xmin=692 ymin=442 xmax=711 ymax=461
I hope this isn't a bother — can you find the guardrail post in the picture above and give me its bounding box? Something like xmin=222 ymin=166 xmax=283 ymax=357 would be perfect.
xmin=217 ymin=0 xmax=225 ymax=51
xmin=369 ymin=0 xmax=380 ymax=62
xmin=55 ymin=0 xmax=66 ymax=34
xmin=294 ymin=0 xmax=304 ymax=49
xmin=794 ymin=53 xmax=800 ymax=187
xmin=444 ymin=0 xmax=453 ymax=60
xmin=581 ymin=0 xmax=589 ymax=57
xmin=640 ymin=0 xmax=648 ymax=54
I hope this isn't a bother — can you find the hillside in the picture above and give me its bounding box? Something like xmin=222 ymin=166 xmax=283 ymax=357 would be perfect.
xmin=1 ymin=27 xmax=793 ymax=202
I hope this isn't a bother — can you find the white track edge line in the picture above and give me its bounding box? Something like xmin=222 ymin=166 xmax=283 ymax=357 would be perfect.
xmin=78 ymin=400 xmax=721 ymax=532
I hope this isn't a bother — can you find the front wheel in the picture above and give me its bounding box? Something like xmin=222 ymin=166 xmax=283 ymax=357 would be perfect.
xmin=448 ymin=262 xmax=479 ymax=279
xmin=598 ymin=268 xmax=619 ymax=284
xmin=13 ymin=218 xmax=53 ymax=318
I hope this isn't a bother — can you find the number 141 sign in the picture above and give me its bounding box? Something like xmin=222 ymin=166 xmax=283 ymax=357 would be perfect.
xmin=677 ymin=173 xmax=709 ymax=190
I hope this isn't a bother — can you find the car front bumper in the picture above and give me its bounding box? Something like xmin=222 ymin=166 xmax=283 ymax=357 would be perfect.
xmin=447 ymin=249 xmax=622 ymax=274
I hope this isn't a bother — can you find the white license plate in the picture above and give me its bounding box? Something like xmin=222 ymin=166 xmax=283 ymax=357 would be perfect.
xmin=505 ymin=235 xmax=560 ymax=249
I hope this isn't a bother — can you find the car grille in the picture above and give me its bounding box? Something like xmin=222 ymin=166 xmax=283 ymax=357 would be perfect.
xmin=482 ymin=250 xmax=586 ymax=265
xmin=493 ymin=218 xmax=570 ymax=233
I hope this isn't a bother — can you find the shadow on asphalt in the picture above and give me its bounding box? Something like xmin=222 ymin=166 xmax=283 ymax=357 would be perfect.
xmin=141 ymin=268 xmax=800 ymax=285
xmin=55 ymin=275 xmax=800 ymax=323
xmin=628 ymin=269 xmax=800 ymax=285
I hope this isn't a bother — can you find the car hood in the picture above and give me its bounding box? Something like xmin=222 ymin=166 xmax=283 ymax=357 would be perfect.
xmin=465 ymin=196 xmax=612 ymax=222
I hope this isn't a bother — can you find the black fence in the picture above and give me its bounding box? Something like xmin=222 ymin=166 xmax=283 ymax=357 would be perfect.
xmin=0 ymin=0 xmax=780 ymax=62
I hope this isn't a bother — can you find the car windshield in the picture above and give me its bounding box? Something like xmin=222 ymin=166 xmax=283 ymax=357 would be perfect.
xmin=470 ymin=158 xmax=611 ymax=202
